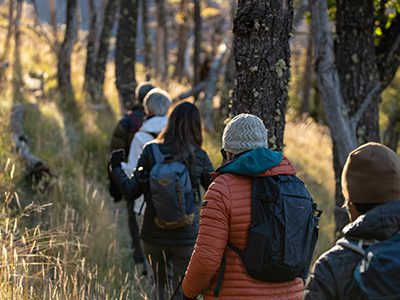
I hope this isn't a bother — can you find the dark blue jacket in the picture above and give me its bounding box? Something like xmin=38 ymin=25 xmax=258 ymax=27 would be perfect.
xmin=304 ymin=201 xmax=400 ymax=300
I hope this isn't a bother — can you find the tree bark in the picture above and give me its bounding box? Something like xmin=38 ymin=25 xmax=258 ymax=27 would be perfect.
xmin=231 ymin=0 xmax=294 ymax=151
xmin=94 ymin=0 xmax=119 ymax=99
xmin=115 ymin=0 xmax=138 ymax=111
xmin=57 ymin=0 xmax=78 ymax=94
xmin=311 ymin=0 xmax=389 ymax=237
xmin=332 ymin=0 xmax=380 ymax=234
xmin=155 ymin=0 xmax=168 ymax=81
xmin=193 ymin=0 xmax=201 ymax=99
xmin=84 ymin=0 xmax=98 ymax=97
xmin=376 ymin=14 xmax=400 ymax=90
xmin=173 ymin=0 xmax=189 ymax=81
xmin=142 ymin=0 xmax=152 ymax=73
xmin=336 ymin=0 xmax=380 ymax=144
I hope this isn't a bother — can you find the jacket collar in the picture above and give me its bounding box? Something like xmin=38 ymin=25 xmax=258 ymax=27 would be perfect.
xmin=343 ymin=201 xmax=400 ymax=241
xmin=212 ymin=148 xmax=296 ymax=178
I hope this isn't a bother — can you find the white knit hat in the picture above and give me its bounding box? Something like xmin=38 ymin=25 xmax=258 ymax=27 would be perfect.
xmin=222 ymin=113 xmax=268 ymax=154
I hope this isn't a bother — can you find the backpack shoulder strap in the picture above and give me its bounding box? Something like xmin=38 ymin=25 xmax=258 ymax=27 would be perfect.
xmin=150 ymin=143 xmax=165 ymax=164
xmin=337 ymin=238 xmax=366 ymax=256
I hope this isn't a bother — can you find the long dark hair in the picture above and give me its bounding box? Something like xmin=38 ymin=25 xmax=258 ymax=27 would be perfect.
xmin=157 ymin=101 xmax=203 ymax=158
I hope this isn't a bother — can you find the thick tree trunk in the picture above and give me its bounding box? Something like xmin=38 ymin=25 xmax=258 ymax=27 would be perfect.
xmin=311 ymin=0 xmax=384 ymax=237
xmin=94 ymin=0 xmax=119 ymax=99
xmin=115 ymin=0 xmax=138 ymax=111
xmin=173 ymin=0 xmax=189 ymax=81
xmin=142 ymin=0 xmax=152 ymax=73
xmin=336 ymin=0 xmax=380 ymax=144
xmin=331 ymin=0 xmax=380 ymax=234
xmin=231 ymin=0 xmax=294 ymax=151
xmin=57 ymin=0 xmax=78 ymax=94
xmin=193 ymin=0 xmax=201 ymax=99
xmin=84 ymin=0 xmax=98 ymax=97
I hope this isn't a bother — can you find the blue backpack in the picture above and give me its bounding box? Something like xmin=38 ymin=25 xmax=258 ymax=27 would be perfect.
xmin=214 ymin=175 xmax=321 ymax=297
xmin=339 ymin=233 xmax=400 ymax=299
xmin=149 ymin=143 xmax=195 ymax=230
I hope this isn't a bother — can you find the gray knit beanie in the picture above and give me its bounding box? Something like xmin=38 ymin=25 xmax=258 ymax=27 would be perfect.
xmin=222 ymin=113 xmax=268 ymax=154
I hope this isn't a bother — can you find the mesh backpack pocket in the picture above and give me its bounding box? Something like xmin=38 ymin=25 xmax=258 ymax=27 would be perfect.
xmin=149 ymin=144 xmax=195 ymax=230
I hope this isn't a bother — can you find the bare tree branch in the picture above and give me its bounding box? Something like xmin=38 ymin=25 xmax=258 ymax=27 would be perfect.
xmin=173 ymin=81 xmax=206 ymax=102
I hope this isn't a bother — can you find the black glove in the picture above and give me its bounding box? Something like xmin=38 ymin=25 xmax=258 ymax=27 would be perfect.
xmin=182 ymin=294 xmax=197 ymax=300
xmin=110 ymin=149 xmax=126 ymax=169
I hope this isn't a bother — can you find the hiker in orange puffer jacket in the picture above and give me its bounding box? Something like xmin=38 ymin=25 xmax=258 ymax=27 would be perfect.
xmin=182 ymin=114 xmax=304 ymax=300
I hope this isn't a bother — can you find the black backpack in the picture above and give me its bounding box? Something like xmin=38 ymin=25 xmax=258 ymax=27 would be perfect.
xmin=214 ymin=175 xmax=321 ymax=297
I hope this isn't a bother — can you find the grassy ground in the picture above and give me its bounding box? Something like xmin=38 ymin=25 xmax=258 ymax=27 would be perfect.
xmin=0 ymin=4 xmax=337 ymax=299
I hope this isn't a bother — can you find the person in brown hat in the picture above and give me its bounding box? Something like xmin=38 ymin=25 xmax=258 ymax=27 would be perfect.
xmin=303 ymin=142 xmax=400 ymax=300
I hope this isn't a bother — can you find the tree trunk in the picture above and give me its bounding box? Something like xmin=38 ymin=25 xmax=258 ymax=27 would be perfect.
xmin=155 ymin=0 xmax=168 ymax=81
xmin=300 ymin=29 xmax=313 ymax=115
xmin=0 ymin=0 xmax=15 ymax=83
xmin=115 ymin=0 xmax=138 ymax=111
xmin=57 ymin=0 xmax=78 ymax=94
xmin=13 ymin=0 xmax=24 ymax=88
xmin=84 ymin=0 xmax=98 ymax=97
xmin=49 ymin=0 xmax=58 ymax=44
xmin=331 ymin=0 xmax=380 ymax=234
xmin=231 ymin=0 xmax=294 ymax=151
xmin=173 ymin=0 xmax=189 ymax=81
xmin=142 ymin=0 xmax=152 ymax=74
xmin=201 ymin=42 xmax=229 ymax=133
xmin=94 ymin=0 xmax=119 ymax=99
xmin=193 ymin=0 xmax=201 ymax=99
xmin=311 ymin=0 xmax=385 ymax=237
xmin=336 ymin=0 xmax=380 ymax=144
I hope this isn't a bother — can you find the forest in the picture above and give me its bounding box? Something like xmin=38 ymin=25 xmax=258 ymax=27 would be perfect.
xmin=0 ymin=0 xmax=399 ymax=299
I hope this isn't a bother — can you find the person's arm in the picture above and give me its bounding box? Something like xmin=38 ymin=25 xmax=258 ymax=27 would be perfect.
xmin=110 ymin=146 xmax=151 ymax=201
xmin=303 ymin=257 xmax=337 ymax=300
xmin=182 ymin=177 xmax=230 ymax=298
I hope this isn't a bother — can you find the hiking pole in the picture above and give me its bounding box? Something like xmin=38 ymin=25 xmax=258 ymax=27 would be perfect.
xmin=169 ymin=274 xmax=185 ymax=300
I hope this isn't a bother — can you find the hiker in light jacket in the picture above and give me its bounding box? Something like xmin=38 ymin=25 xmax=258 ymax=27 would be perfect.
xmin=110 ymin=101 xmax=214 ymax=300
xmin=182 ymin=114 xmax=304 ymax=300
xmin=108 ymin=82 xmax=155 ymax=264
xmin=122 ymin=88 xmax=172 ymax=221
xmin=304 ymin=142 xmax=400 ymax=300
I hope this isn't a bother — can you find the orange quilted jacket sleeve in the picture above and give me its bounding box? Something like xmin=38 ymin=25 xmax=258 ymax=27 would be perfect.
xmin=182 ymin=176 xmax=231 ymax=298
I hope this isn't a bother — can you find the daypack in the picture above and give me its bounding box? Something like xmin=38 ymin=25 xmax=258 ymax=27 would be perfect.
xmin=215 ymin=175 xmax=321 ymax=297
xmin=338 ymin=233 xmax=400 ymax=299
xmin=149 ymin=143 xmax=195 ymax=230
